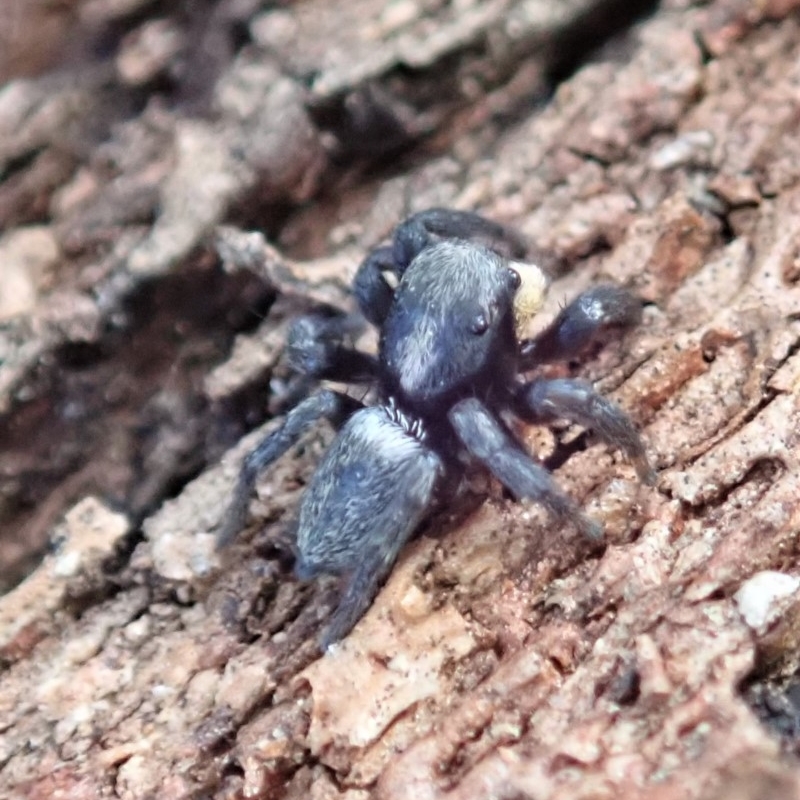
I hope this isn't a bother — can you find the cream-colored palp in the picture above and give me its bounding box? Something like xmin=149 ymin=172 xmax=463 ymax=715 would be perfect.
xmin=510 ymin=260 xmax=548 ymax=332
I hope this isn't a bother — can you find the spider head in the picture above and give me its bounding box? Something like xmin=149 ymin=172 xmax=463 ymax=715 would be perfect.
xmin=380 ymin=241 xmax=547 ymax=408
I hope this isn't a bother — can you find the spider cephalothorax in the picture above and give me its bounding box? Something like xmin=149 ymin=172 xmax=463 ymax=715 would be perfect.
xmin=218 ymin=209 xmax=652 ymax=648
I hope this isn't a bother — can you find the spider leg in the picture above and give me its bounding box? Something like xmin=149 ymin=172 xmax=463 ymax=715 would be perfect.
xmin=319 ymin=540 xmax=409 ymax=650
xmin=353 ymin=245 xmax=397 ymax=325
xmin=448 ymin=397 xmax=601 ymax=541
xmin=216 ymin=390 xmax=361 ymax=549
xmin=514 ymin=378 xmax=654 ymax=484
xmin=392 ymin=208 xmax=528 ymax=273
xmin=519 ymin=285 xmax=642 ymax=369
xmin=353 ymin=209 xmax=529 ymax=324
xmin=287 ymin=311 xmax=378 ymax=382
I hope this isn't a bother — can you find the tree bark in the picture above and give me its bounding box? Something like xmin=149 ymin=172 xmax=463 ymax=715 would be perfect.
xmin=2 ymin=1 xmax=800 ymax=798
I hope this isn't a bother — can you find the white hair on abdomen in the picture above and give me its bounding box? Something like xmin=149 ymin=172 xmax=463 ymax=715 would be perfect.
xmin=349 ymin=404 xmax=427 ymax=460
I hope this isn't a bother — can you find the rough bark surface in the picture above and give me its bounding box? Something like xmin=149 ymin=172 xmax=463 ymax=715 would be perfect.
xmin=2 ymin=1 xmax=800 ymax=798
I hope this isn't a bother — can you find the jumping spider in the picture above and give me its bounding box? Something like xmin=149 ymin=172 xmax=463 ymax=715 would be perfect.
xmin=218 ymin=209 xmax=653 ymax=648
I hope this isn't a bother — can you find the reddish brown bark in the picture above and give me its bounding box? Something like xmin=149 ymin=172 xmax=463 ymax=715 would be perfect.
xmin=2 ymin=1 xmax=800 ymax=798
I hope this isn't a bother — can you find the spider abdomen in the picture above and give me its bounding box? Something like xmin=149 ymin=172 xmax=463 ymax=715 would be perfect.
xmin=294 ymin=405 xmax=442 ymax=580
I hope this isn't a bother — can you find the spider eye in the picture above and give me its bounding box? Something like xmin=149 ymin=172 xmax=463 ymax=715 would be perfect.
xmin=506 ymin=267 xmax=521 ymax=290
xmin=470 ymin=312 xmax=490 ymax=335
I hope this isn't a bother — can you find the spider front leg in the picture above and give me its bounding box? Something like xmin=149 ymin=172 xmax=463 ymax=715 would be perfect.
xmin=519 ymin=285 xmax=643 ymax=368
xmin=514 ymin=378 xmax=654 ymax=484
xmin=353 ymin=245 xmax=397 ymax=326
xmin=392 ymin=208 xmax=528 ymax=271
xmin=353 ymin=208 xmax=528 ymax=325
xmin=448 ymin=397 xmax=601 ymax=541
xmin=286 ymin=311 xmax=378 ymax=382
xmin=216 ymin=390 xmax=361 ymax=548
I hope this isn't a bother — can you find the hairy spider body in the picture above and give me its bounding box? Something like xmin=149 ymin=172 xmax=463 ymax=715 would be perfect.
xmin=219 ymin=209 xmax=652 ymax=649
xmin=295 ymin=403 xmax=441 ymax=582
xmin=382 ymin=241 xmax=520 ymax=409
